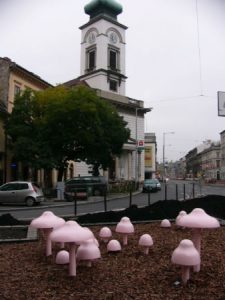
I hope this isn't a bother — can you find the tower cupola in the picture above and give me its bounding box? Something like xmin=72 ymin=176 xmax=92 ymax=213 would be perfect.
xmin=84 ymin=0 xmax=122 ymax=20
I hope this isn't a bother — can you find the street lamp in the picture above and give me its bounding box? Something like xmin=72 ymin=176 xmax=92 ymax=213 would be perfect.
xmin=163 ymin=131 xmax=175 ymax=181
xmin=135 ymin=107 xmax=153 ymax=188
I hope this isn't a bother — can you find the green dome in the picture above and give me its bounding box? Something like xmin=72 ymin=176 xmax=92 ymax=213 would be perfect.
xmin=84 ymin=0 xmax=123 ymax=20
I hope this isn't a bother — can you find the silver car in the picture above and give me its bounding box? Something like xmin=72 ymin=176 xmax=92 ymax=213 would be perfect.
xmin=0 ymin=181 xmax=44 ymax=206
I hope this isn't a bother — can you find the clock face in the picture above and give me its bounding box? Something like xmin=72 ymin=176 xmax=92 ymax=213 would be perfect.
xmin=88 ymin=32 xmax=96 ymax=44
xmin=109 ymin=32 xmax=117 ymax=44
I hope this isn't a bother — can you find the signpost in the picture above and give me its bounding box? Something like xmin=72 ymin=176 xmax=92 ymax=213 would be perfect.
xmin=218 ymin=91 xmax=225 ymax=117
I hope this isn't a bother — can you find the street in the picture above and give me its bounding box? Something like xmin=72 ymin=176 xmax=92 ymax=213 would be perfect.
xmin=0 ymin=180 xmax=224 ymax=220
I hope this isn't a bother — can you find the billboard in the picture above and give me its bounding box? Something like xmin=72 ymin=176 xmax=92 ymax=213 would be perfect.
xmin=145 ymin=146 xmax=152 ymax=168
xmin=218 ymin=91 xmax=225 ymax=116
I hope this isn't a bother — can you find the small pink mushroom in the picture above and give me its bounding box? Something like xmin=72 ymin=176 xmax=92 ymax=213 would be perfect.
xmin=56 ymin=250 xmax=69 ymax=265
xmin=107 ymin=240 xmax=122 ymax=252
xmin=160 ymin=219 xmax=171 ymax=228
xmin=172 ymin=239 xmax=200 ymax=285
xmin=138 ymin=234 xmax=153 ymax=255
xmin=76 ymin=239 xmax=101 ymax=267
xmin=115 ymin=217 xmax=134 ymax=245
xmin=99 ymin=227 xmax=112 ymax=243
xmin=176 ymin=211 xmax=187 ymax=228
xmin=50 ymin=221 xmax=93 ymax=276
xmin=30 ymin=211 xmax=65 ymax=256
xmin=176 ymin=208 xmax=220 ymax=272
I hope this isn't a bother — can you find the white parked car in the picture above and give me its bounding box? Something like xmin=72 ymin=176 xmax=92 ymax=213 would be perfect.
xmin=0 ymin=181 xmax=44 ymax=206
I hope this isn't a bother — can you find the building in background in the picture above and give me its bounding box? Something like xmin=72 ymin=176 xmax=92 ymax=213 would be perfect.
xmin=144 ymin=133 xmax=157 ymax=179
xmin=64 ymin=0 xmax=150 ymax=183
xmin=0 ymin=57 xmax=51 ymax=184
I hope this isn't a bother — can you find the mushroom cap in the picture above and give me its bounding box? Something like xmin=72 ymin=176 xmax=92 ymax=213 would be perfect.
xmin=50 ymin=220 xmax=93 ymax=244
xmin=172 ymin=239 xmax=200 ymax=266
xmin=55 ymin=250 xmax=69 ymax=264
xmin=76 ymin=239 xmax=101 ymax=260
xmin=138 ymin=234 xmax=153 ymax=247
xmin=107 ymin=239 xmax=122 ymax=252
xmin=176 ymin=208 xmax=220 ymax=229
xmin=99 ymin=227 xmax=112 ymax=239
xmin=176 ymin=211 xmax=187 ymax=224
xmin=30 ymin=211 xmax=65 ymax=229
xmin=115 ymin=217 xmax=134 ymax=234
xmin=160 ymin=219 xmax=171 ymax=228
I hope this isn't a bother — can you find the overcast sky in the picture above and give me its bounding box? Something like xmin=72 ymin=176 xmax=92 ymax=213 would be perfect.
xmin=1 ymin=0 xmax=225 ymax=162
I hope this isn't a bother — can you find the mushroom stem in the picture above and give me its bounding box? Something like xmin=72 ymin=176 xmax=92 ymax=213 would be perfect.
xmin=123 ymin=234 xmax=128 ymax=245
xmin=69 ymin=243 xmax=77 ymax=276
xmin=181 ymin=266 xmax=190 ymax=285
xmin=45 ymin=228 xmax=53 ymax=256
xmin=192 ymin=228 xmax=202 ymax=272
xmin=143 ymin=246 xmax=149 ymax=255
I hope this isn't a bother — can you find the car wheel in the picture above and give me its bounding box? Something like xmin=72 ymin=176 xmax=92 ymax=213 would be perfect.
xmin=26 ymin=197 xmax=35 ymax=207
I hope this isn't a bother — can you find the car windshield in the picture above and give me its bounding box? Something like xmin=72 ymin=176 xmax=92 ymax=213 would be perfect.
xmin=145 ymin=179 xmax=159 ymax=184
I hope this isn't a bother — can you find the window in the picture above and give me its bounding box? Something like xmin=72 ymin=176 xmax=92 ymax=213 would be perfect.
xmin=108 ymin=47 xmax=120 ymax=71
xmin=14 ymin=85 xmax=21 ymax=96
xmin=109 ymin=80 xmax=118 ymax=92
xmin=86 ymin=47 xmax=96 ymax=71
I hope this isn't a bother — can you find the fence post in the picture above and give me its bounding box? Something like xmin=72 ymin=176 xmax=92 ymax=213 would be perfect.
xmin=104 ymin=189 xmax=107 ymax=212
xmin=176 ymin=184 xmax=178 ymax=201
xmin=74 ymin=192 xmax=77 ymax=216
xmin=193 ymin=182 xmax=195 ymax=198
xmin=165 ymin=183 xmax=167 ymax=201
xmin=183 ymin=184 xmax=186 ymax=200
xmin=129 ymin=188 xmax=132 ymax=207
xmin=148 ymin=190 xmax=151 ymax=206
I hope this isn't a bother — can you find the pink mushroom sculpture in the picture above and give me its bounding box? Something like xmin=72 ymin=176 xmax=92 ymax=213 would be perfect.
xmin=138 ymin=234 xmax=153 ymax=255
xmin=176 ymin=208 xmax=220 ymax=272
xmin=176 ymin=211 xmax=187 ymax=227
xmin=99 ymin=227 xmax=112 ymax=243
xmin=160 ymin=219 xmax=171 ymax=228
xmin=107 ymin=239 xmax=122 ymax=252
xmin=76 ymin=239 xmax=101 ymax=267
xmin=115 ymin=216 xmax=134 ymax=245
xmin=56 ymin=250 xmax=69 ymax=265
xmin=50 ymin=221 xmax=93 ymax=276
xmin=30 ymin=211 xmax=65 ymax=256
xmin=172 ymin=239 xmax=200 ymax=285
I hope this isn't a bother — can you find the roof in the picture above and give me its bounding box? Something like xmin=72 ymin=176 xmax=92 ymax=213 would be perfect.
xmin=0 ymin=57 xmax=52 ymax=88
xmin=63 ymin=78 xmax=90 ymax=88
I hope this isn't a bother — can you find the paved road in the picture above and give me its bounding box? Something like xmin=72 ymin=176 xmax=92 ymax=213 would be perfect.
xmin=0 ymin=180 xmax=224 ymax=220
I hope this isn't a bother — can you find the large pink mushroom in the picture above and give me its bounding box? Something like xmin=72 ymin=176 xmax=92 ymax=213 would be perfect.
xmin=176 ymin=208 xmax=220 ymax=272
xmin=172 ymin=239 xmax=200 ymax=285
xmin=50 ymin=220 xmax=93 ymax=276
xmin=30 ymin=211 xmax=65 ymax=256
xmin=115 ymin=216 xmax=134 ymax=245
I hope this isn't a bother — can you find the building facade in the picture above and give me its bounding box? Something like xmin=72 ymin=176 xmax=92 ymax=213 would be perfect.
xmin=220 ymin=130 xmax=225 ymax=179
xmin=0 ymin=57 xmax=52 ymax=184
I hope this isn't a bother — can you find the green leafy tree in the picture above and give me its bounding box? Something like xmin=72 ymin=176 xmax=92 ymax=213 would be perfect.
xmin=6 ymin=85 xmax=130 ymax=181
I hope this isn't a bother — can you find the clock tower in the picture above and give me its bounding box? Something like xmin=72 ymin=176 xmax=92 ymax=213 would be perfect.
xmin=79 ymin=0 xmax=127 ymax=95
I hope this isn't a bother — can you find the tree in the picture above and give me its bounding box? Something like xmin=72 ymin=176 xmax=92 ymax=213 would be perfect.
xmin=6 ymin=85 xmax=130 ymax=181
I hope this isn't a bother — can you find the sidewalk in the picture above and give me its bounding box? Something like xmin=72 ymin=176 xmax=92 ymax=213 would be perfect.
xmin=0 ymin=191 xmax=142 ymax=212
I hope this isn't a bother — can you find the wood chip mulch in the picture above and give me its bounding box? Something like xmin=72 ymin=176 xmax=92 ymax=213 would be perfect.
xmin=1 ymin=222 xmax=225 ymax=300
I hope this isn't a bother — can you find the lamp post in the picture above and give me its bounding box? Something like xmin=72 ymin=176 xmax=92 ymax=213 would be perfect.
xmin=163 ymin=131 xmax=175 ymax=181
xmin=135 ymin=107 xmax=152 ymax=188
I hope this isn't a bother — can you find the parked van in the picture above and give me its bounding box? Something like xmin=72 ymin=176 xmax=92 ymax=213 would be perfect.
xmin=64 ymin=176 xmax=108 ymax=201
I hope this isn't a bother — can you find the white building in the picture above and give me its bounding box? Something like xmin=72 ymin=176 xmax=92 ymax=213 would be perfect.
xmin=64 ymin=0 xmax=150 ymax=183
